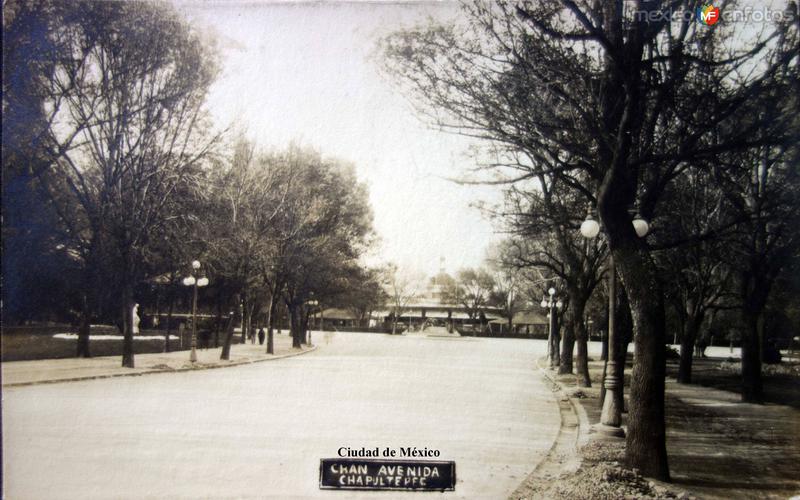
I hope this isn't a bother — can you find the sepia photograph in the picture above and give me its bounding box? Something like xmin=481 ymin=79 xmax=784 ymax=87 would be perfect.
xmin=2 ymin=1 xmax=799 ymax=498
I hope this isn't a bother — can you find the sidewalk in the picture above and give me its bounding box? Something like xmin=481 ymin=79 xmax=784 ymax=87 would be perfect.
xmin=665 ymin=379 xmax=800 ymax=499
xmin=530 ymin=356 xmax=800 ymax=499
xmin=2 ymin=333 xmax=316 ymax=387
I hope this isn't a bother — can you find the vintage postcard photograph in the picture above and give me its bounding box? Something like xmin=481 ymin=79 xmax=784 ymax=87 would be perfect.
xmin=2 ymin=1 xmax=799 ymax=499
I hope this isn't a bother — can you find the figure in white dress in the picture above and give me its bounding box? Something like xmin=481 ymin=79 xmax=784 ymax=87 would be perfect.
xmin=132 ymin=303 xmax=141 ymax=335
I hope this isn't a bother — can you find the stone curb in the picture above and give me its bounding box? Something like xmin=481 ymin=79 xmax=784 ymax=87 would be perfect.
xmin=2 ymin=345 xmax=318 ymax=388
xmin=535 ymin=356 xmax=592 ymax=451
xmin=509 ymin=357 xmax=591 ymax=499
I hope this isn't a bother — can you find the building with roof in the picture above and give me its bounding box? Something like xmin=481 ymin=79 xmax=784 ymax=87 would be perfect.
xmin=321 ymin=262 xmax=550 ymax=336
xmin=488 ymin=310 xmax=549 ymax=336
xmin=373 ymin=270 xmax=503 ymax=332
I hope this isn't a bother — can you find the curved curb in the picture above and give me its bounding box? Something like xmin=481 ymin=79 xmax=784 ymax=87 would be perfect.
xmin=535 ymin=357 xmax=592 ymax=449
xmin=535 ymin=357 xmax=592 ymax=462
xmin=509 ymin=358 xmax=591 ymax=499
xmin=2 ymin=345 xmax=319 ymax=388
xmin=568 ymin=384 xmax=592 ymax=450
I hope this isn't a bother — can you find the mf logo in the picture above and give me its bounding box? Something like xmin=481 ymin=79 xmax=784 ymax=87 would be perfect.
xmin=697 ymin=4 xmax=721 ymax=25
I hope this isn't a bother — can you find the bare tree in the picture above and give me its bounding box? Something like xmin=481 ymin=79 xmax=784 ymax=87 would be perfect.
xmin=441 ymin=268 xmax=495 ymax=326
xmin=203 ymin=138 xmax=293 ymax=359
xmin=337 ymin=267 xmax=387 ymax=327
xmin=21 ymin=1 xmax=220 ymax=367
xmin=385 ymin=264 xmax=424 ymax=335
xmin=719 ymin=144 xmax=800 ymax=402
xmin=272 ymin=147 xmax=374 ymax=347
xmin=487 ymin=243 xmax=523 ymax=334
xmin=653 ymin=168 xmax=735 ymax=384
xmin=381 ymin=1 xmax=797 ymax=478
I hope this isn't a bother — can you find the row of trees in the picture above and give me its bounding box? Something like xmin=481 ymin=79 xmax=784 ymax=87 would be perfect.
xmin=381 ymin=0 xmax=799 ymax=481
xmin=204 ymin=140 xmax=375 ymax=355
xmin=3 ymin=1 xmax=377 ymax=365
xmin=435 ymin=259 xmax=551 ymax=333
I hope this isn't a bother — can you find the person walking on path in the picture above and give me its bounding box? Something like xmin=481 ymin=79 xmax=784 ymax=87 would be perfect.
xmin=258 ymin=327 xmax=265 ymax=345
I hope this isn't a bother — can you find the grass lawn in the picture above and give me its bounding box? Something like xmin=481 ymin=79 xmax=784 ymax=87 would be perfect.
xmin=1 ymin=325 xmax=242 ymax=362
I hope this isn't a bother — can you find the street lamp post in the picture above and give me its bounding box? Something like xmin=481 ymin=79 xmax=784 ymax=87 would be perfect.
xmin=540 ymin=287 xmax=563 ymax=369
xmin=182 ymin=260 xmax=209 ymax=363
xmin=307 ymin=299 xmax=319 ymax=346
xmin=580 ymin=211 xmax=649 ymax=437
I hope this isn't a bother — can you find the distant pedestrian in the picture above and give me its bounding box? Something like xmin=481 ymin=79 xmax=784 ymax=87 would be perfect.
xmin=258 ymin=327 xmax=265 ymax=345
xmin=697 ymin=336 xmax=709 ymax=358
xmin=199 ymin=329 xmax=211 ymax=350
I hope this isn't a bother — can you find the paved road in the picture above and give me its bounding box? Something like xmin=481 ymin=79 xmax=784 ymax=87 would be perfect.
xmin=3 ymin=332 xmax=559 ymax=499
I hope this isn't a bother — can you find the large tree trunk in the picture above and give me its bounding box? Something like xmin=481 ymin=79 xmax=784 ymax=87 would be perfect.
xmin=677 ymin=312 xmax=704 ymax=384
xmin=599 ymin=192 xmax=669 ymax=479
xmin=559 ymin=312 xmax=575 ymax=374
xmin=593 ymin=0 xmax=668 ymax=480
xmin=600 ymin=329 xmax=608 ymax=361
xmin=740 ymin=264 xmax=769 ymax=403
xmin=741 ymin=308 xmax=764 ymax=403
xmin=301 ymin=309 xmax=310 ymax=345
xmin=240 ymin=292 xmax=247 ymax=344
xmin=246 ymin=302 xmax=255 ymax=344
xmin=567 ymin=291 xmax=591 ymax=387
xmin=265 ymin=293 xmax=276 ymax=354
xmin=121 ymin=282 xmax=135 ymax=368
xmin=77 ymin=242 xmax=99 ymax=358
xmin=271 ymin=290 xmax=284 ymax=338
xmin=76 ymin=293 xmax=91 ymax=358
xmin=548 ymin=312 xmax=560 ymax=369
xmin=214 ymin=292 xmax=222 ymax=348
xmin=613 ymin=323 xmax=632 ymax=416
xmin=220 ymin=315 xmax=236 ymax=360
xmin=289 ymin=302 xmax=302 ymax=348
xmin=575 ymin=314 xmax=591 ymax=388
xmin=614 ymin=246 xmax=669 ymax=481
xmin=165 ymin=291 xmax=174 ymax=352
xmin=220 ymin=294 xmax=239 ymax=360
xmin=598 ymin=358 xmax=608 ymax=410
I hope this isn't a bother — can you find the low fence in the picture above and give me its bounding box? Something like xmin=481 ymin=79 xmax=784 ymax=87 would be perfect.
xmin=457 ymin=328 xmax=548 ymax=340
xmin=324 ymin=325 xmax=402 ymax=335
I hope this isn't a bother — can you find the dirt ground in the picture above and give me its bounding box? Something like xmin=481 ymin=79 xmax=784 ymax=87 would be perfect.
xmin=1 ymin=325 xmax=243 ymax=361
xmin=516 ymin=353 xmax=800 ymax=500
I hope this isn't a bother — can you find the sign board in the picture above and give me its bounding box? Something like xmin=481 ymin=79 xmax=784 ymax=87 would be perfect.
xmin=319 ymin=458 xmax=456 ymax=491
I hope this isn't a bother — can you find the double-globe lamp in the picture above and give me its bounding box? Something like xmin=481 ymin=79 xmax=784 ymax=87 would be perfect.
xmin=580 ymin=214 xmax=649 ymax=239
xmin=183 ymin=260 xmax=209 ymax=363
xmin=540 ymin=287 xmax=563 ymax=309
xmin=541 ymin=287 xmax=563 ymax=368
xmin=579 ymin=211 xmax=648 ymax=437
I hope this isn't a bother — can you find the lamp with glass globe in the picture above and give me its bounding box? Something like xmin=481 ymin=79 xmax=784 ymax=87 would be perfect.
xmin=307 ymin=299 xmax=320 ymax=346
xmin=540 ymin=286 xmax=563 ymax=369
xmin=579 ymin=209 xmax=649 ymax=438
xmin=183 ymin=260 xmax=209 ymax=363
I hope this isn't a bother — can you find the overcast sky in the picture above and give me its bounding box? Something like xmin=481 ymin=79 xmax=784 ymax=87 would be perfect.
xmin=174 ymin=1 xmax=502 ymax=276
